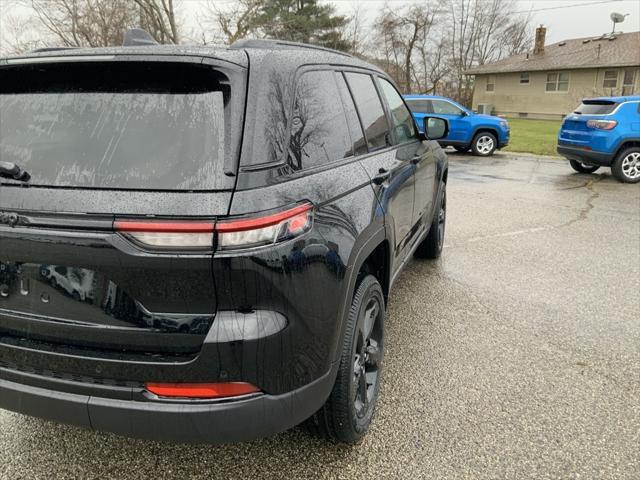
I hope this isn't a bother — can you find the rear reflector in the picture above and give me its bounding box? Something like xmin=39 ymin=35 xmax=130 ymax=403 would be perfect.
xmin=145 ymin=382 xmax=260 ymax=399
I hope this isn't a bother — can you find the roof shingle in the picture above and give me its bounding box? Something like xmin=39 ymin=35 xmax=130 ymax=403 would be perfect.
xmin=465 ymin=31 xmax=640 ymax=75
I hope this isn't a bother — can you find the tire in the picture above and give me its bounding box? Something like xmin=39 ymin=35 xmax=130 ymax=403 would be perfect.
xmin=415 ymin=182 xmax=446 ymax=259
xmin=611 ymin=147 xmax=640 ymax=183
xmin=453 ymin=146 xmax=470 ymax=153
xmin=569 ymin=159 xmax=600 ymax=174
xmin=304 ymin=274 xmax=384 ymax=443
xmin=471 ymin=132 xmax=497 ymax=156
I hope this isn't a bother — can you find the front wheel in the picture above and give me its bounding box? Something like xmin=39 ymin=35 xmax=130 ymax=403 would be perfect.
xmin=415 ymin=182 xmax=446 ymax=259
xmin=611 ymin=147 xmax=640 ymax=183
xmin=569 ymin=159 xmax=600 ymax=174
xmin=304 ymin=274 xmax=384 ymax=443
xmin=471 ymin=132 xmax=497 ymax=156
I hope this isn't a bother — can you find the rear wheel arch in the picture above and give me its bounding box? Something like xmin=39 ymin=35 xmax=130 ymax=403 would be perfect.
xmin=613 ymin=139 xmax=640 ymax=160
xmin=357 ymin=240 xmax=391 ymax=305
xmin=333 ymin=233 xmax=390 ymax=365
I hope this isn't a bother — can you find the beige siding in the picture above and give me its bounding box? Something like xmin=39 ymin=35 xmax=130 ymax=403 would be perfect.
xmin=471 ymin=67 xmax=640 ymax=120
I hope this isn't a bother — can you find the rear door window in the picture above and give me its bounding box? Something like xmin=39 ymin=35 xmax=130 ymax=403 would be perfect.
xmin=573 ymin=101 xmax=618 ymax=115
xmin=431 ymin=100 xmax=463 ymax=115
xmin=405 ymin=99 xmax=433 ymax=114
xmin=344 ymin=72 xmax=390 ymax=151
xmin=287 ymin=70 xmax=352 ymax=170
xmin=0 ymin=62 xmax=237 ymax=190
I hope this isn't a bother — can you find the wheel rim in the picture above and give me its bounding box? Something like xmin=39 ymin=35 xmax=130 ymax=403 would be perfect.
xmin=437 ymin=189 xmax=446 ymax=249
xmin=352 ymin=296 xmax=383 ymax=419
xmin=621 ymin=152 xmax=640 ymax=180
xmin=476 ymin=135 xmax=494 ymax=154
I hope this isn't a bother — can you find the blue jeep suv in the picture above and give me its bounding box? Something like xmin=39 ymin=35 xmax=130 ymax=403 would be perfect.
xmin=404 ymin=94 xmax=509 ymax=156
xmin=557 ymin=96 xmax=640 ymax=183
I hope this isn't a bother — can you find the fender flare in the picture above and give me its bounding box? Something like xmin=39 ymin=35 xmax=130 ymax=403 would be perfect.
xmin=331 ymin=225 xmax=388 ymax=366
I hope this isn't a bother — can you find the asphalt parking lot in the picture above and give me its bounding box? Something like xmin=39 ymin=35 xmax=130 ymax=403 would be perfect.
xmin=1 ymin=151 xmax=639 ymax=479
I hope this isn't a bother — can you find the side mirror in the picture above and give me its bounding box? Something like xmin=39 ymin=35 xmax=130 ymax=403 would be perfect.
xmin=422 ymin=117 xmax=449 ymax=140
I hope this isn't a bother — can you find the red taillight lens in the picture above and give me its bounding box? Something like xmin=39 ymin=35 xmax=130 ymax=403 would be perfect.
xmin=145 ymin=382 xmax=260 ymax=399
xmin=114 ymin=220 xmax=214 ymax=250
xmin=216 ymin=202 xmax=313 ymax=250
xmin=115 ymin=203 xmax=313 ymax=251
xmin=586 ymin=119 xmax=617 ymax=130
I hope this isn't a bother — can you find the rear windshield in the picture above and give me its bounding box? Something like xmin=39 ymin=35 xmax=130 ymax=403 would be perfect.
xmin=573 ymin=101 xmax=618 ymax=115
xmin=0 ymin=62 xmax=233 ymax=190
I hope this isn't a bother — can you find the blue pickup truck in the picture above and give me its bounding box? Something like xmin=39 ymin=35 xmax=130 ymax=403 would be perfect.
xmin=557 ymin=96 xmax=640 ymax=183
xmin=404 ymin=94 xmax=510 ymax=156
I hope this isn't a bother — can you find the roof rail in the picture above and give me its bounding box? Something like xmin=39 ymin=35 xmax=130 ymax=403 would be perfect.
xmin=123 ymin=28 xmax=158 ymax=47
xmin=230 ymin=38 xmax=352 ymax=58
xmin=29 ymin=47 xmax=79 ymax=54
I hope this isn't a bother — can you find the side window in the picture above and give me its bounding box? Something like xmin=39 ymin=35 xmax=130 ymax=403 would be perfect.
xmin=288 ymin=70 xmax=353 ymax=170
xmin=344 ymin=72 xmax=390 ymax=151
xmin=432 ymin=100 xmax=463 ymax=115
xmin=335 ymin=73 xmax=368 ymax=156
xmin=406 ymin=99 xmax=433 ymax=114
xmin=378 ymin=78 xmax=417 ymax=144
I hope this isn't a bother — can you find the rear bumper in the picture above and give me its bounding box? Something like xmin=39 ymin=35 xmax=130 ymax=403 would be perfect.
xmin=557 ymin=145 xmax=613 ymax=166
xmin=0 ymin=366 xmax=334 ymax=444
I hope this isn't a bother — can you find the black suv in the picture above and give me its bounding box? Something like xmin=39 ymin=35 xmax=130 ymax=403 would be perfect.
xmin=0 ymin=35 xmax=448 ymax=444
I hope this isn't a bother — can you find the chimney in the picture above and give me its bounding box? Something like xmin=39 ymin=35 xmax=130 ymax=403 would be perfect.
xmin=534 ymin=25 xmax=546 ymax=54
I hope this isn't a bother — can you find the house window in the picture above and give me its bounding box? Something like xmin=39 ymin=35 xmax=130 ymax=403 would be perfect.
xmin=622 ymin=69 xmax=637 ymax=95
xmin=603 ymin=70 xmax=618 ymax=89
xmin=519 ymin=73 xmax=529 ymax=84
xmin=486 ymin=75 xmax=495 ymax=92
xmin=545 ymin=72 xmax=569 ymax=92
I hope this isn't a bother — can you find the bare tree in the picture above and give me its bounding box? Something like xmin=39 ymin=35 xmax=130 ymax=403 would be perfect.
xmin=375 ymin=1 xmax=437 ymax=93
xmin=28 ymin=0 xmax=139 ymax=47
xmin=446 ymin=0 xmax=532 ymax=105
xmin=203 ymin=0 xmax=262 ymax=44
xmin=1 ymin=13 xmax=45 ymax=54
xmin=132 ymin=0 xmax=180 ymax=44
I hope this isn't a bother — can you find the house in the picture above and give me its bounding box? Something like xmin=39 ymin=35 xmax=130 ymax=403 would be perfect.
xmin=465 ymin=27 xmax=640 ymax=120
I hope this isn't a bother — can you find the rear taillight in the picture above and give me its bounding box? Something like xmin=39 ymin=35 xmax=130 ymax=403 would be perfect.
xmin=586 ymin=119 xmax=617 ymax=130
xmin=114 ymin=202 xmax=313 ymax=251
xmin=145 ymin=382 xmax=260 ymax=399
xmin=114 ymin=220 xmax=215 ymax=250
xmin=216 ymin=202 xmax=313 ymax=250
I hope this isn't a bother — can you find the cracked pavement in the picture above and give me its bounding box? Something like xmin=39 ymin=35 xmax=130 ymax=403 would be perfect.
xmin=1 ymin=152 xmax=639 ymax=479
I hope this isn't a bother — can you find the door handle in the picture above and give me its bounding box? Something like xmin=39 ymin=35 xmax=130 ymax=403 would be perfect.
xmin=372 ymin=168 xmax=391 ymax=185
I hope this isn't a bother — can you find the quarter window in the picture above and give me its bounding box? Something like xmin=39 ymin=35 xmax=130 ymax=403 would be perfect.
xmin=486 ymin=75 xmax=495 ymax=92
xmin=345 ymin=72 xmax=390 ymax=151
xmin=378 ymin=78 xmax=417 ymax=145
xmin=603 ymin=70 xmax=618 ymax=89
xmin=546 ymin=72 xmax=569 ymax=92
xmin=288 ymin=70 xmax=352 ymax=170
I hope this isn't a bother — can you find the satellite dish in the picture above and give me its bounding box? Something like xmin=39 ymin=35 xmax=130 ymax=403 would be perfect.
xmin=609 ymin=12 xmax=629 ymax=34
xmin=610 ymin=12 xmax=626 ymax=23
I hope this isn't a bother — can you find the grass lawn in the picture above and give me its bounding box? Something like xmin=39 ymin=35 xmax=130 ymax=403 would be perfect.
xmin=503 ymin=118 xmax=562 ymax=157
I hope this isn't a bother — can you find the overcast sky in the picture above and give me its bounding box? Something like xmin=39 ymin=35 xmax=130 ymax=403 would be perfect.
xmin=1 ymin=0 xmax=639 ymax=51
